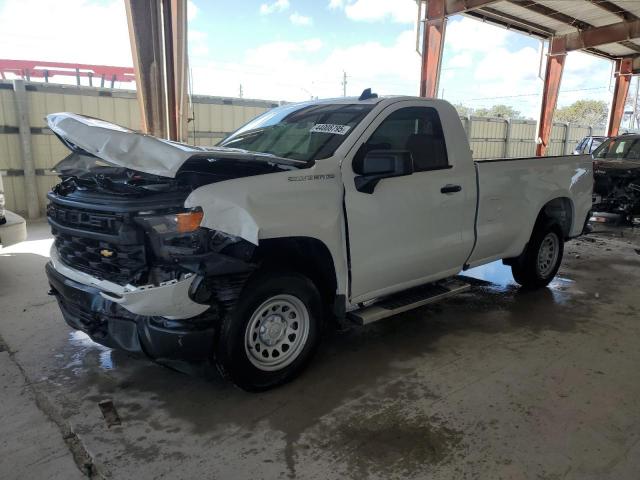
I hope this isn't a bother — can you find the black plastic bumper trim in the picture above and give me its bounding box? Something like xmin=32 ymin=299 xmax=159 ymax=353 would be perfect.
xmin=46 ymin=262 xmax=216 ymax=363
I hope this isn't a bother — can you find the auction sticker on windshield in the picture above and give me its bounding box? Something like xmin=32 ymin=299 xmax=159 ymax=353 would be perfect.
xmin=310 ymin=124 xmax=351 ymax=135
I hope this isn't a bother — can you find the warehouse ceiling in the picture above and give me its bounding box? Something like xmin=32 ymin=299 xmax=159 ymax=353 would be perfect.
xmin=460 ymin=0 xmax=640 ymax=59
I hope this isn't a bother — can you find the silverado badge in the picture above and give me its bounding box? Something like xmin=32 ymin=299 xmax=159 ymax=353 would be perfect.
xmin=100 ymin=249 xmax=114 ymax=258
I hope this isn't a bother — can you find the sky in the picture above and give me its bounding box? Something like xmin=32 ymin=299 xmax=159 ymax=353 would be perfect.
xmin=0 ymin=0 xmax=616 ymax=118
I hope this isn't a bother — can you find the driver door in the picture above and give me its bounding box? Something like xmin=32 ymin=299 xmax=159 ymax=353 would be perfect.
xmin=342 ymin=101 xmax=475 ymax=303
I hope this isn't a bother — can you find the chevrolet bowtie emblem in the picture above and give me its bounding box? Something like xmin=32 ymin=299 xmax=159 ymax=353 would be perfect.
xmin=100 ymin=249 xmax=114 ymax=258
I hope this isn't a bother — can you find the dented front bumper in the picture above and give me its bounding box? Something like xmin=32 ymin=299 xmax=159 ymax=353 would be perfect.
xmin=49 ymin=245 xmax=210 ymax=320
xmin=45 ymin=178 xmax=257 ymax=362
xmin=46 ymin=262 xmax=216 ymax=362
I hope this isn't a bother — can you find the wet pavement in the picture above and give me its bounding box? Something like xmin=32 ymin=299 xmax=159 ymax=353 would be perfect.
xmin=1 ymin=221 xmax=639 ymax=479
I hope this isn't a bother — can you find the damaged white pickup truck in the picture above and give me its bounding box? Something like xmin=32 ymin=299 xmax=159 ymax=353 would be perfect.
xmin=45 ymin=93 xmax=592 ymax=390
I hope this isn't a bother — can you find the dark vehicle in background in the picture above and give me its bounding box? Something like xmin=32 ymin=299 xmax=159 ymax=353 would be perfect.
xmin=574 ymin=135 xmax=607 ymax=155
xmin=591 ymin=134 xmax=640 ymax=225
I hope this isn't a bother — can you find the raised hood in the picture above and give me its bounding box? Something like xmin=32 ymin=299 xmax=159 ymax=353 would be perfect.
xmin=46 ymin=112 xmax=305 ymax=178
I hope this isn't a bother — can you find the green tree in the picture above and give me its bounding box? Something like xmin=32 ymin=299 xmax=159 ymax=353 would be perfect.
xmin=474 ymin=104 xmax=523 ymax=119
xmin=453 ymin=103 xmax=475 ymax=117
xmin=555 ymin=100 xmax=608 ymax=126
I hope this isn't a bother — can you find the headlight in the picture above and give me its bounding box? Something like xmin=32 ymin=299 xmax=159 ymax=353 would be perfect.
xmin=136 ymin=208 xmax=203 ymax=234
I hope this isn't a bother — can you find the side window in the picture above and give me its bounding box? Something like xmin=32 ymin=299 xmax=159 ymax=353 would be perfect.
xmin=590 ymin=138 xmax=604 ymax=152
xmin=364 ymin=107 xmax=449 ymax=172
xmin=626 ymin=139 xmax=640 ymax=159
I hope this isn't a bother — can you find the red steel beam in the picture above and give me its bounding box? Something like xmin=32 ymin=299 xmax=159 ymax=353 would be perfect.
xmin=420 ymin=0 xmax=446 ymax=98
xmin=536 ymin=39 xmax=566 ymax=157
xmin=549 ymin=18 xmax=640 ymax=54
xmin=607 ymin=58 xmax=633 ymax=137
xmin=418 ymin=1 xmax=503 ymax=98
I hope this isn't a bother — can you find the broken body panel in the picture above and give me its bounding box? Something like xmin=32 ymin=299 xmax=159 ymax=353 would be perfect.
xmin=591 ymin=135 xmax=640 ymax=224
xmin=45 ymin=97 xmax=592 ymax=370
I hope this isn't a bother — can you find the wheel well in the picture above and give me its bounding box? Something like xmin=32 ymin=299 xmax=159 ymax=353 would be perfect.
xmin=253 ymin=237 xmax=338 ymax=310
xmin=538 ymin=197 xmax=573 ymax=239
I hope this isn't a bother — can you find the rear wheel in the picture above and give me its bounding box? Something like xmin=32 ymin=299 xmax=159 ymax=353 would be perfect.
xmin=511 ymin=221 xmax=564 ymax=289
xmin=215 ymin=271 xmax=322 ymax=391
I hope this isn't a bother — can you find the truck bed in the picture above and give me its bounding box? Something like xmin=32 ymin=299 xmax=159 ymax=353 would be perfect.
xmin=467 ymin=154 xmax=593 ymax=267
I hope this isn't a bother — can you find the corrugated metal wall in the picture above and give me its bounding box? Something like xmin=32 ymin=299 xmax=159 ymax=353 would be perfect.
xmin=0 ymin=81 xmax=604 ymax=215
xmin=468 ymin=117 xmax=604 ymax=159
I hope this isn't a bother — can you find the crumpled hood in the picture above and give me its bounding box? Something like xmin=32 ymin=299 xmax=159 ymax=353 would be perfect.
xmin=46 ymin=112 xmax=305 ymax=178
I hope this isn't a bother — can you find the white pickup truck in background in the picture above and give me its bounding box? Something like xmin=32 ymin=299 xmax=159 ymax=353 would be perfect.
xmin=44 ymin=92 xmax=593 ymax=390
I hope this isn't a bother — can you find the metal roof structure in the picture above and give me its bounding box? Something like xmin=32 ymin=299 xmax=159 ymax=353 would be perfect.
xmin=461 ymin=0 xmax=640 ymax=60
xmin=418 ymin=0 xmax=640 ymax=156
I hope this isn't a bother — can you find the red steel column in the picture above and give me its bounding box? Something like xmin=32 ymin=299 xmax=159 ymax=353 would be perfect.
xmin=607 ymin=58 xmax=633 ymax=137
xmin=420 ymin=0 xmax=446 ymax=98
xmin=536 ymin=38 xmax=566 ymax=156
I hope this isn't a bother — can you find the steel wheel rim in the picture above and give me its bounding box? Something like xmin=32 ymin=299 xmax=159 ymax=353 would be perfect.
xmin=244 ymin=294 xmax=310 ymax=371
xmin=537 ymin=232 xmax=559 ymax=278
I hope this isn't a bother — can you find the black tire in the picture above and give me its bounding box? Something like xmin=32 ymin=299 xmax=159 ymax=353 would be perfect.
xmin=215 ymin=271 xmax=322 ymax=391
xmin=511 ymin=220 xmax=564 ymax=289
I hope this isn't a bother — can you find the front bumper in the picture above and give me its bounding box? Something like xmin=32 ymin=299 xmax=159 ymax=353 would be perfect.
xmin=49 ymin=246 xmax=210 ymax=320
xmin=46 ymin=262 xmax=216 ymax=362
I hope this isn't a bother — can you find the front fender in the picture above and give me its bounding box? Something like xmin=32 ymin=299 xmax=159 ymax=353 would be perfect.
xmin=185 ymin=195 xmax=260 ymax=245
xmin=183 ymin=161 xmax=349 ymax=296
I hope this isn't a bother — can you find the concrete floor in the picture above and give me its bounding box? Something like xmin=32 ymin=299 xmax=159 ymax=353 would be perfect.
xmin=1 ymin=220 xmax=639 ymax=479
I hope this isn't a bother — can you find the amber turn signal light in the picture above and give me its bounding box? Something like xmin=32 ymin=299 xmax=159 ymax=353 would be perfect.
xmin=176 ymin=210 xmax=204 ymax=233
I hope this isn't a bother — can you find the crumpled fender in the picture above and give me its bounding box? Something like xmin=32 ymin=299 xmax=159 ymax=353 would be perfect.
xmin=183 ymin=160 xmax=349 ymax=294
xmin=185 ymin=196 xmax=260 ymax=245
xmin=184 ymin=161 xmax=343 ymax=245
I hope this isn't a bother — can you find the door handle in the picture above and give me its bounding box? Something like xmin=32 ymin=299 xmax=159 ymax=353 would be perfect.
xmin=441 ymin=184 xmax=462 ymax=194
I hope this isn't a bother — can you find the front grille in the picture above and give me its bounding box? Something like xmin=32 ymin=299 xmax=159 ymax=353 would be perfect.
xmin=47 ymin=203 xmax=122 ymax=234
xmin=52 ymin=228 xmax=146 ymax=284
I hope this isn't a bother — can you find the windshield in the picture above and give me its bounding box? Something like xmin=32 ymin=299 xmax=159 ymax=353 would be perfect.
xmin=219 ymin=102 xmax=375 ymax=162
xmin=593 ymin=137 xmax=640 ymax=160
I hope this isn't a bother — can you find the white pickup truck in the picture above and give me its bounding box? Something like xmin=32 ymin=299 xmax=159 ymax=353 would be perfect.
xmin=44 ymin=93 xmax=592 ymax=390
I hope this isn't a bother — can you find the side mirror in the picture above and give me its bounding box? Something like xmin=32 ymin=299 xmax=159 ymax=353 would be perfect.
xmin=353 ymin=149 xmax=414 ymax=193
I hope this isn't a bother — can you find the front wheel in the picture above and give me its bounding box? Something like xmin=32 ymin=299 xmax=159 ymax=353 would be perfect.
xmin=510 ymin=221 xmax=564 ymax=289
xmin=215 ymin=271 xmax=322 ymax=391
